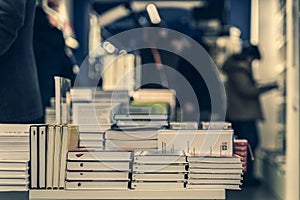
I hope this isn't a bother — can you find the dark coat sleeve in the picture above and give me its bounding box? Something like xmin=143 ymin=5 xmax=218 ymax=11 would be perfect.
xmin=0 ymin=0 xmax=25 ymax=55
xmin=229 ymin=71 xmax=261 ymax=98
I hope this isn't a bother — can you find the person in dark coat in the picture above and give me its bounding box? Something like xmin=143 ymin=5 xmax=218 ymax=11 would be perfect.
xmin=0 ymin=0 xmax=43 ymax=123
xmin=33 ymin=5 xmax=75 ymax=121
xmin=222 ymin=43 xmax=278 ymax=186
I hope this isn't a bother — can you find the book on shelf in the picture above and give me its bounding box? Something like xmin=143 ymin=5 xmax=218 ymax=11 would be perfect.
xmin=132 ymin=181 xmax=185 ymax=190
xmin=67 ymin=161 xmax=131 ymax=171
xmin=134 ymin=150 xmax=187 ymax=164
xmin=186 ymin=183 xmax=241 ymax=190
xmin=105 ymin=139 xmax=158 ymax=150
xmin=133 ymin=164 xmax=187 ymax=173
xmin=66 ymin=171 xmax=129 ymax=181
xmin=46 ymin=125 xmax=55 ymax=189
xmin=189 ymin=162 xmax=243 ymax=169
xmin=132 ymin=173 xmax=186 ymax=181
xmin=188 ymin=168 xmax=243 ymax=174
xmin=79 ymin=132 xmax=105 ymax=141
xmin=187 ymin=155 xmax=242 ymax=163
xmin=65 ymin=180 xmax=130 ymax=190
xmin=79 ymin=140 xmax=104 ymax=148
xmin=169 ymin=121 xmax=198 ymax=130
xmin=0 ymin=160 xmax=28 ymax=171
xmin=158 ymin=129 xmax=233 ymax=156
xmin=188 ymin=173 xmax=242 ymax=180
xmin=200 ymin=121 xmax=232 ymax=130
xmin=105 ymin=129 xmax=159 ymax=141
xmin=67 ymin=150 xmax=132 ymax=161
xmin=30 ymin=125 xmax=38 ymax=189
xmin=0 ymin=170 xmax=29 ymax=178
xmin=187 ymin=178 xmax=242 ymax=185
xmin=114 ymin=114 xmax=169 ymax=121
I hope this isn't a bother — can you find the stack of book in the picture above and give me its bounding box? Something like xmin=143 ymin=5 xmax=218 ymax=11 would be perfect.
xmin=132 ymin=150 xmax=187 ymax=190
xmin=30 ymin=124 xmax=78 ymax=189
xmin=0 ymin=124 xmax=31 ymax=191
xmin=72 ymin=89 xmax=129 ymax=149
xmin=66 ymin=150 xmax=132 ymax=190
xmin=186 ymin=155 xmax=243 ymax=190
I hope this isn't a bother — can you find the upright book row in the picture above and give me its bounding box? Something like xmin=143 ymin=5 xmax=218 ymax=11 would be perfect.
xmin=30 ymin=124 xmax=78 ymax=189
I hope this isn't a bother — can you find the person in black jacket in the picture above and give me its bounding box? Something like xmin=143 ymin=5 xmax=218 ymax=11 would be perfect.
xmin=0 ymin=0 xmax=43 ymax=123
xmin=33 ymin=5 xmax=75 ymax=122
xmin=223 ymin=43 xmax=278 ymax=186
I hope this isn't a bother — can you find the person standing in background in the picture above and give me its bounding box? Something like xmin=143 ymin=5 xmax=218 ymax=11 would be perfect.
xmin=0 ymin=0 xmax=43 ymax=123
xmin=33 ymin=2 xmax=75 ymax=122
xmin=222 ymin=43 xmax=278 ymax=186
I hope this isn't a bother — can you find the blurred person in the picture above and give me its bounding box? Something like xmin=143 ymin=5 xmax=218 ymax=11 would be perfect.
xmin=0 ymin=0 xmax=43 ymax=123
xmin=33 ymin=2 xmax=75 ymax=122
xmin=222 ymin=43 xmax=278 ymax=186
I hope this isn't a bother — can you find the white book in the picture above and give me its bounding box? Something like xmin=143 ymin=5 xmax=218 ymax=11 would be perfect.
xmin=133 ymin=164 xmax=187 ymax=173
xmin=0 ymin=124 xmax=30 ymax=134
xmin=0 ymin=179 xmax=29 ymax=185
xmin=188 ymin=178 xmax=242 ymax=185
xmin=38 ymin=125 xmax=47 ymax=188
xmin=59 ymin=126 xmax=69 ymax=189
xmin=46 ymin=125 xmax=55 ymax=189
xmin=189 ymin=173 xmax=242 ymax=180
xmin=67 ymin=161 xmax=131 ymax=171
xmin=189 ymin=162 xmax=243 ymax=169
xmin=79 ymin=140 xmax=104 ymax=148
xmin=0 ymin=145 xmax=29 ymax=151
xmin=187 ymin=184 xmax=241 ymax=190
xmin=134 ymin=151 xmax=186 ymax=164
xmin=0 ymin=160 xmax=28 ymax=170
xmin=30 ymin=125 xmax=38 ymax=189
xmin=0 ymin=136 xmax=29 ymax=143
xmin=132 ymin=181 xmax=184 ymax=190
xmin=105 ymin=129 xmax=158 ymax=140
xmin=114 ymin=114 xmax=168 ymax=121
xmin=158 ymin=129 xmax=233 ymax=156
xmin=66 ymin=171 xmax=129 ymax=181
xmin=105 ymin=139 xmax=157 ymax=150
xmin=0 ymin=151 xmax=29 ymax=160
xmin=67 ymin=150 xmax=132 ymax=161
xmin=53 ymin=126 xmax=62 ymax=189
xmin=116 ymin=120 xmax=168 ymax=128
xmin=65 ymin=180 xmax=129 ymax=190
xmin=187 ymin=155 xmax=242 ymax=163
xmin=189 ymin=168 xmax=243 ymax=174
xmin=0 ymin=170 xmax=28 ymax=178
xmin=0 ymin=185 xmax=29 ymax=192
xmin=132 ymin=173 xmax=186 ymax=181
xmin=79 ymin=133 xmax=104 ymax=141
xmin=77 ymin=124 xmax=111 ymax=133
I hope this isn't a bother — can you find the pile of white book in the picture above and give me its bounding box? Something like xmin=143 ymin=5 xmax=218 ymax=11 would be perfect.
xmin=72 ymin=89 xmax=129 ymax=149
xmin=30 ymin=124 xmax=78 ymax=189
xmin=186 ymin=155 xmax=243 ymax=190
xmin=66 ymin=150 xmax=132 ymax=190
xmin=0 ymin=124 xmax=31 ymax=191
xmin=132 ymin=150 xmax=187 ymax=190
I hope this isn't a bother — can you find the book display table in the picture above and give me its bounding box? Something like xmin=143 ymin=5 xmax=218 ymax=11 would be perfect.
xmin=29 ymin=189 xmax=226 ymax=200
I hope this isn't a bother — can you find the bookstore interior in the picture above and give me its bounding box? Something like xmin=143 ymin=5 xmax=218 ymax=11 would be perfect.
xmin=1 ymin=0 xmax=300 ymax=200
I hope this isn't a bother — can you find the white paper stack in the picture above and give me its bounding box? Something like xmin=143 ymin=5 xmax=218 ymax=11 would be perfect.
xmin=66 ymin=150 xmax=132 ymax=190
xmin=0 ymin=124 xmax=31 ymax=191
xmin=187 ymin=155 xmax=243 ymax=190
xmin=132 ymin=150 xmax=187 ymax=190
